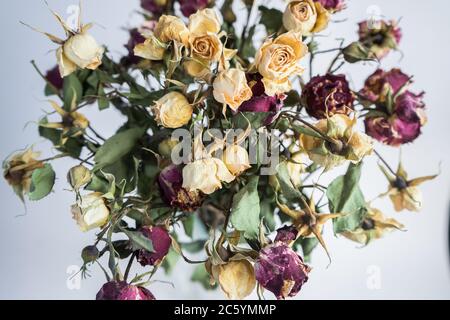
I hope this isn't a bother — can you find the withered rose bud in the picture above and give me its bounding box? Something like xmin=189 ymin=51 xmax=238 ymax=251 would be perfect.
xmin=45 ymin=65 xmax=63 ymax=91
xmin=255 ymin=243 xmax=310 ymax=299
xmin=360 ymin=68 xmax=411 ymax=103
xmin=67 ymin=165 xmax=91 ymax=190
xmin=81 ymin=245 xmax=99 ymax=264
xmin=96 ymin=281 xmax=156 ymax=300
xmin=140 ymin=0 xmax=165 ymax=16
xmin=358 ymin=20 xmax=402 ymax=60
xmin=365 ymin=91 xmax=426 ymax=146
xmin=239 ymin=73 xmax=284 ymax=125
xmin=137 ymin=226 xmax=171 ymax=266
xmin=275 ymin=225 xmax=299 ymax=244
xmin=314 ymin=0 xmax=346 ymax=13
xmin=158 ymin=165 xmax=203 ymax=211
xmin=179 ymin=0 xmax=209 ymax=18
xmin=302 ymin=74 xmax=355 ymax=119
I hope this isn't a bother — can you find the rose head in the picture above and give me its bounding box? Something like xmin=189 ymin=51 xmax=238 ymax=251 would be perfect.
xmin=239 ymin=73 xmax=285 ymax=125
xmin=358 ymin=20 xmax=402 ymax=60
xmin=360 ymin=68 xmax=411 ymax=103
xmin=96 ymin=281 xmax=155 ymax=300
xmin=255 ymin=243 xmax=310 ymax=299
xmin=140 ymin=0 xmax=165 ymax=16
xmin=275 ymin=225 xmax=299 ymax=244
xmin=364 ymin=90 xmax=426 ymax=146
xmin=303 ymin=74 xmax=355 ymax=119
xmin=314 ymin=0 xmax=346 ymax=13
xmin=179 ymin=0 xmax=209 ymax=17
xmin=137 ymin=226 xmax=171 ymax=266
xmin=158 ymin=165 xmax=203 ymax=211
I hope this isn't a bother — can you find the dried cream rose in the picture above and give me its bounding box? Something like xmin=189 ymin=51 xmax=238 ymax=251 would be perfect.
xmin=216 ymin=260 xmax=256 ymax=300
xmin=213 ymin=68 xmax=252 ymax=111
xmin=188 ymin=8 xmax=221 ymax=35
xmin=185 ymin=9 xmax=223 ymax=78
xmin=59 ymin=32 xmax=104 ymax=77
xmin=182 ymin=158 xmax=235 ymax=195
xmin=286 ymin=152 xmax=305 ymax=187
xmin=154 ymin=15 xmax=190 ymax=46
xmin=255 ymin=31 xmax=308 ymax=95
xmin=3 ymin=148 xmax=44 ymax=199
xmin=389 ymin=186 xmax=422 ymax=212
xmin=152 ymin=92 xmax=193 ymax=129
xmin=300 ymin=115 xmax=373 ymax=170
xmin=222 ymin=145 xmax=251 ymax=176
xmin=134 ymin=34 xmax=167 ymax=60
xmin=71 ymin=192 xmax=109 ymax=232
xmin=283 ymin=0 xmax=330 ymax=35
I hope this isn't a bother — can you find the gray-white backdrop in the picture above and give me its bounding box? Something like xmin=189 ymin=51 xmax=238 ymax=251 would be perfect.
xmin=0 ymin=0 xmax=449 ymax=299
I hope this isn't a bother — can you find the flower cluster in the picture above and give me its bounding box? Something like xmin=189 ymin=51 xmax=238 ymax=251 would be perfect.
xmin=5 ymin=0 xmax=437 ymax=301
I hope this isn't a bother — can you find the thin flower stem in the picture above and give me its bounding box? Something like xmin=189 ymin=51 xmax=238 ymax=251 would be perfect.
xmin=124 ymin=252 xmax=137 ymax=282
xmin=327 ymin=51 xmax=343 ymax=74
xmin=88 ymin=124 xmax=106 ymax=141
xmin=374 ymin=150 xmax=397 ymax=176
xmin=30 ymin=60 xmax=63 ymax=100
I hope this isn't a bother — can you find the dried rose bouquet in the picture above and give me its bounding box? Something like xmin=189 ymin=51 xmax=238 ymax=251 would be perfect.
xmin=3 ymin=0 xmax=438 ymax=300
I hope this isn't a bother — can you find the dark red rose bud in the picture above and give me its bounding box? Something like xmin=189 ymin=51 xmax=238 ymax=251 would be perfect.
xmin=360 ymin=68 xmax=411 ymax=103
xmin=141 ymin=0 xmax=164 ymax=16
xmin=239 ymin=73 xmax=284 ymax=125
xmin=96 ymin=281 xmax=156 ymax=300
xmin=179 ymin=0 xmax=209 ymax=17
xmin=303 ymin=74 xmax=355 ymax=119
xmin=137 ymin=226 xmax=171 ymax=266
xmin=358 ymin=20 xmax=402 ymax=60
xmin=255 ymin=243 xmax=310 ymax=300
xmin=125 ymin=28 xmax=146 ymax=63
xmin=45 ymin=65 xmax=63 ymax=91
xmin=117 ymin=285 xmax=156 ymax=300
xmin=364 ymin=91 xmax=426 ymax=146
xmin=314 ymin=0 xmax=346 ymax=12
xmin=275 ymin=225 xmax=298 ymax=244
xmin=158 ymin=165 xmax=203 ymax=211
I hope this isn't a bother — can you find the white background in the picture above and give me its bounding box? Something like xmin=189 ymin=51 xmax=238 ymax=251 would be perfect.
xmin=0 ymin=0 xmax=449 ymax=299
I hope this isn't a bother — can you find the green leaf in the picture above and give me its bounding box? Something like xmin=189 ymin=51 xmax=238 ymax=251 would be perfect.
xmin=28 ymin=164 xmax=56 ymax=201
xmin=183 ymin=214 xmax=195 ymax=239
xmin=63 ymin=74 xmax=83 ymax=110
xmin=121 ymin=228 xmax=154 ymax=252
xmin=260 ymin=200 xmax=276 ymax=232
xmin=240 ymin=25 xmax=257 ymax=59
xmin=112 ymin=240 xmax=133 ymax=259
xmin=97 ymin=84 xmax=110 ymax=110
xmin=233 ymin=112 xmax=269 ymax=130
xmin=191 ymin=264 xmax=216 ymax=290
xmin=259 ymin=6 xmax=283 ymax=34
xmin=94 ymin=127 xmax=146 ymax=170
xmin=327 ymin=162 xmax=367 ymax=233
xmin=231 ymin=176 xmax=261 ymax=240
xmin=291 ymin=123 xmax=324 ymax=139
xmin=342 ymin=42 xmax=375 ymax=64
xmin=161 ymin=248 xmax=180 ymax=275
xmin=276 ymin=162 xmax=302 ymax=201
